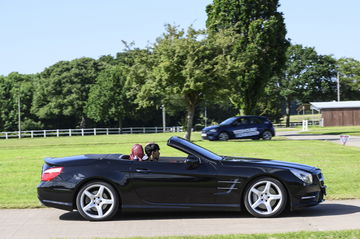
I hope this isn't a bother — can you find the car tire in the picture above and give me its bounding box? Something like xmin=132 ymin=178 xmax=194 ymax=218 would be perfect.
xmin=218 ymin=132 xmax=229 ymax=141
xmin=262 ymin=130 xmax=272 ymax=140
xmin=244 ymin=177 xmax=287 ymax=218
xmin=76 ymin=181 xmax=119 ymax=221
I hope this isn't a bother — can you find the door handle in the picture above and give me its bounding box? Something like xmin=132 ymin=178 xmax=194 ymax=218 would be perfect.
xmin=135 ymin=168 xmax=151 ymax=173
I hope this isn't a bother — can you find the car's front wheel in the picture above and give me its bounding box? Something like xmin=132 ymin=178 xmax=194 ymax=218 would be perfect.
xmin=244 ymin=177 xmax=287 ymax=218
xmin=76 ymin=181 xmax=119 ymax=221
xmin=218 ymin=132 xmax=229 ymax=141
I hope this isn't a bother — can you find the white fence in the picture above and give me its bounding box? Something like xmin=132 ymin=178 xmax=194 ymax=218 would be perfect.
xmin=274 ymin=120 xmax=320 ymax=128
xmin=0 ymin=126 xmax=183 ymax=139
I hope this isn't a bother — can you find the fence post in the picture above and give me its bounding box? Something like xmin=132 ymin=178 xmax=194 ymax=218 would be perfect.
xmin=18 ymin=131 xmax=21 ymax=139
xmin=130 ymin=128 xmax=133 ymax=134
xmin=106 ymin=128 xmax=109 ymax=135
xmin=81 ymin=129 xmax=84 ymax=136
xmin=5 ymin=132 xmax=8 ymax=140
xmin=69 ymin=129 xmax=72 ymax=136
xmin=31 ymin=131 xmax=34 ymax=138
xmin=155 ymin=127 xmax=157 ymax=133
xmin=143 ymin=128 xmax=146 ymax=134
xmin=56 ymin=129 xmax=59 ymax=137
xmin=44 ymin=130 xmax=46 ymax=138
xmin=94 ymin=128 xmax=97 ymax=136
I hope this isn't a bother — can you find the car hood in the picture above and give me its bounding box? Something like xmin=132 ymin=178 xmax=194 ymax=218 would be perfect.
xmin=202 ymin=125 xmax=220 ymax=131
xmin=221 ymin=156 xmax=318 ymax=172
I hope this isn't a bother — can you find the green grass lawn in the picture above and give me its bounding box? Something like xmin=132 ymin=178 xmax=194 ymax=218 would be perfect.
xmin=1 ymin=132 xmax=360 ymax=208
xmin=72 ymin=230 xmax=360 ymax=239
xmin=300 ymin=126 xmax=360 ymax=136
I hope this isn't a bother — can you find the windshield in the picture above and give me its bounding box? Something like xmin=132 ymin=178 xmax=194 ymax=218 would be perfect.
xmin=220 ymin=117 xmax=237 ymax=125
xmin=179 ymin=140 xmax=222 ymax=161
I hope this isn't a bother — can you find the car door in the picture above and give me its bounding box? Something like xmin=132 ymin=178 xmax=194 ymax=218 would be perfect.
xmin=246 ymin=117 xmax=262 ymax=138
xmin=231 ymin=117 xmax=262 ymax=139
xmin=129 ymin=157 xmax=218 ymax=205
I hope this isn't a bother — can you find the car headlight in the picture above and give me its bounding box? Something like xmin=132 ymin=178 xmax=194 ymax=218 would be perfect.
xmin=290 ymin=169 xmax=313 ymax=184
xmin=209 ymin=129 xmax=218 ymax=133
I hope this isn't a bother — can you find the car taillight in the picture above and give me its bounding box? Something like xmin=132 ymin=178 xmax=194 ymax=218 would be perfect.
xmin=41 ymin=167 xmax=63 ymax=181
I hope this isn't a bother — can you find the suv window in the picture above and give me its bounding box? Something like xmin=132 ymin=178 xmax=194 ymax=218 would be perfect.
xmin=233 ymin=118 xmax=249 ymax=126
xmin=249 ymin=117 xmax=263 ymax=124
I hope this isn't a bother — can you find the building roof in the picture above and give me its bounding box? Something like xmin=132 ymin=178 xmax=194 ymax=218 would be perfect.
xmin=310 ymin=101 xmax=360 ymax=110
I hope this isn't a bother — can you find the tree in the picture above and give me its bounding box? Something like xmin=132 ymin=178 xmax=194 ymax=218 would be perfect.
xmin=86 ymin=65 xmax=129 ymax=127
xmin=32 ymin=57 xmax=105 ymax=129
xmin=206 ymin=0 xmax=289 ymax=114
xmin=337 ymin=57 xmax=360 ymax=100
xmin=135 ymin=25 xmax=226 ymax=140
xmin=0 ymin=72 xmax=42 ymax=131
xmin=278 ymin=45 xmax=337 ymax=126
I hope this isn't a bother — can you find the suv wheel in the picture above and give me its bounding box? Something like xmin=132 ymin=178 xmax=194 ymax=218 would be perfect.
xmin=262 ymin=130 xmax=272 ymax=140
xmin=218 ymin=132 xmax=229 ymax=141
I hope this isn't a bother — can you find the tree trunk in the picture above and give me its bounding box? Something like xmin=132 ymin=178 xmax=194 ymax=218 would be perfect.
xmin=184 ymin=104 xmax=196 ymax=141
xmin=80 ymin=116 xmax=86 ymax=128
xmin=285 ymin=98 xmax=291 ymax=127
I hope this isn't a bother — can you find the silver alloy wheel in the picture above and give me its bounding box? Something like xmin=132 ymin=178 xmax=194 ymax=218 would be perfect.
xmin=247 ymin=180 xmax=283 ymax=216
xmin=262 ymin=131 xmax=272 ymax=140
xmin=78 ymin=183 xmax=117 ymax=220
xmin=218 ymin=132 xmax=229 ymax=141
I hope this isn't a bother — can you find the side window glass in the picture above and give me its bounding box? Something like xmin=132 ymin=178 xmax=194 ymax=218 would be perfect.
xmin=232 ymin=119 xmax=241 ymax=126
xmin=251 ymin=118 xmax=263 ymax=124
xmin=240 ymin=118 xmax=248 ymax=125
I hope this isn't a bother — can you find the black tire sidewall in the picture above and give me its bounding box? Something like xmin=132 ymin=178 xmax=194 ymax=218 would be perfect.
xmin=76 ymin=181 xmax=119 ymax=221
xmin=244 ymin=177 xmax=287 ymax=218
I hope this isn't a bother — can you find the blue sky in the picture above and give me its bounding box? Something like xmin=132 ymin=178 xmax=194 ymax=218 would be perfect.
xmin=1 ymin=0 xmax=359 ymax=76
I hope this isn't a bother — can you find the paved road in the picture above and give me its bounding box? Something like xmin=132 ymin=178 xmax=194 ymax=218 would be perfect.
xmin=1 ymin=200 xmax=360 ymax=239
xmin=277 ymin=131 xmax=360 ymax=147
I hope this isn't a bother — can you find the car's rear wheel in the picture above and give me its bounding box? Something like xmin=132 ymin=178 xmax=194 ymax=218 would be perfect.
xmin=262 ymin=130 xmax=272 ymax=140
xmin=76 ymin=181 xmax=119 ymax=221
xmin=218 ymin=132 xmax=229 ymax=141
xmin=244 ymin=177 xmax=287 ymax=218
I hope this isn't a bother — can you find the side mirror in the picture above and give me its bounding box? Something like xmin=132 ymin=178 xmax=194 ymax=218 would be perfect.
xmin=185 ymin=155 xmax=201 ymax=169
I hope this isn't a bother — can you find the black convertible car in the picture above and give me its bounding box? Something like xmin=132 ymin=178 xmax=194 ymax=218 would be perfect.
xmin=38 ymin=136 xmax=326 ymax=221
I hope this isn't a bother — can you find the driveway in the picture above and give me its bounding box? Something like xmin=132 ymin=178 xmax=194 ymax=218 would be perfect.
xmin=277 ymin=131 xmax=360 ymax=147
xmin=1 ymin=200 xmax=360 ymax=239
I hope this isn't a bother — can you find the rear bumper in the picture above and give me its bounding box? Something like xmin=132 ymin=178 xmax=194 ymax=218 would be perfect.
xmin=37 ymin=183 xmax=74 ymax=211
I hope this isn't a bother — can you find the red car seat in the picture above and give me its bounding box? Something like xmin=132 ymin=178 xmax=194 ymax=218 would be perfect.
xmin=130 ymin=144 xmax=144 ymax=161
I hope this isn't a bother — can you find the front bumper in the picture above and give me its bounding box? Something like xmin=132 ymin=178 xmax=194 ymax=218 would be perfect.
xmin=290 ymin=171 xmax=327 ymax=210
xmin=201 ymin=132 xmax=218 ymax=140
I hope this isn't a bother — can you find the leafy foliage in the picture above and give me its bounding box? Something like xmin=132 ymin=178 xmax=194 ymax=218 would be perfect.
xmin=0 ymin=73 xmax=42 ymax=131
xmin=206 ymin=0 xmax=289 ymax=114
xmin=86 ymin=65 xmax=129 ymax=127
xmin=337 ymin=57 xmax=360 ymax=100
xmin=31 ymin=58 xmax=105 ymax=128
xmin=140 ymin=25 xmax=227 ymax=140
xmin=276 ymin=45 xmax=337 ymax=126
